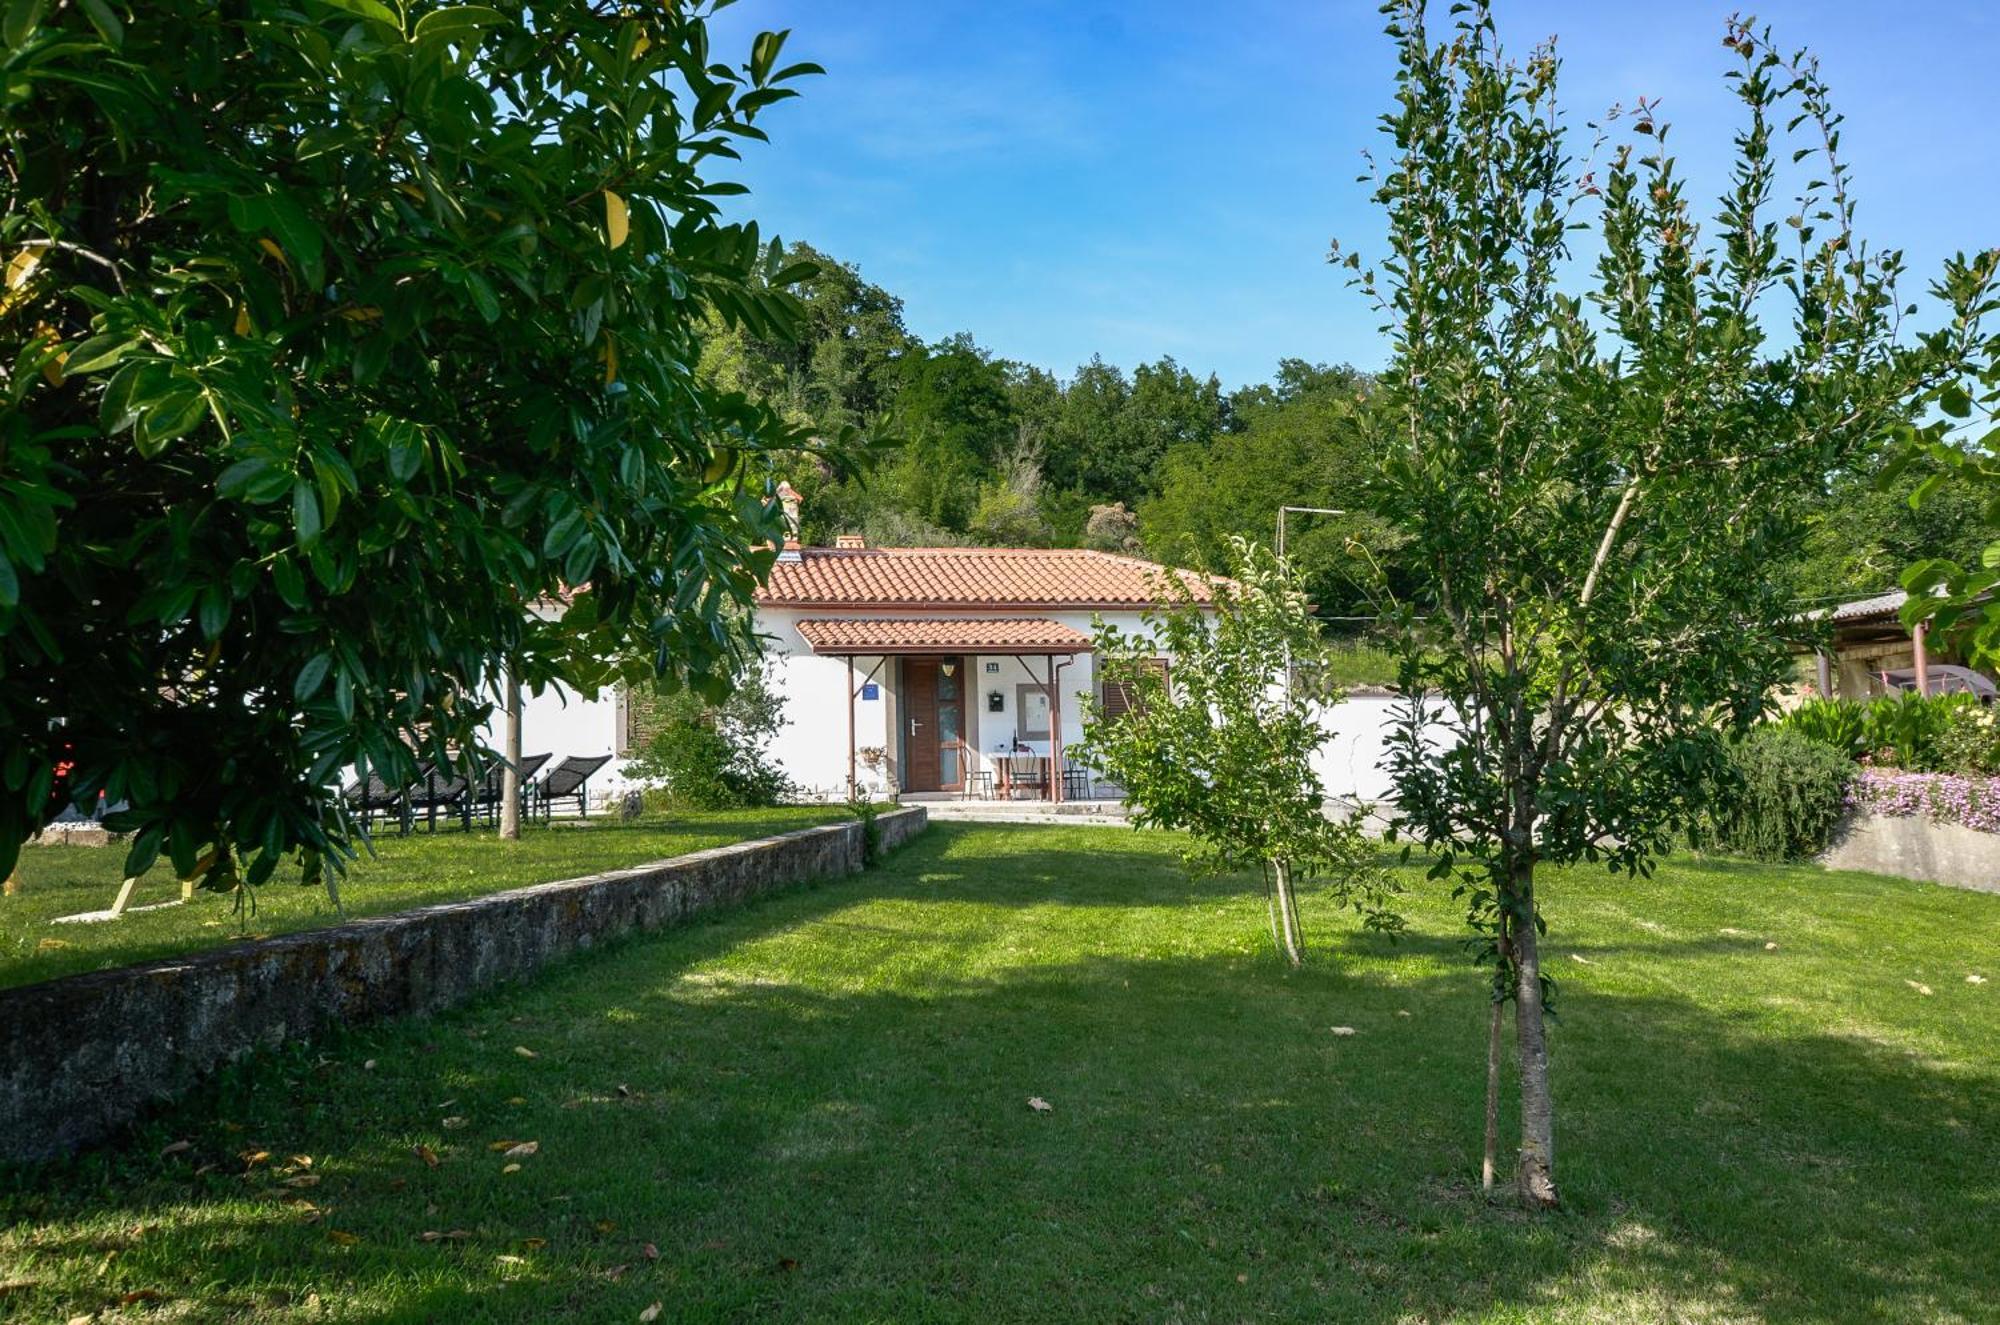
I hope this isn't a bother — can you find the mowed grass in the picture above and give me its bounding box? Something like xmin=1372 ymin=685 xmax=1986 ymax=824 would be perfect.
xmin=1 ymin=823 xmax=1996 ymax=1323
xmin=0 ymin=806 xmax=856 ymax=990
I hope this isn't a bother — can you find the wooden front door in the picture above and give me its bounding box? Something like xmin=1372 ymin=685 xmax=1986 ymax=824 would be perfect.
xmin=902 ymin=658 xmax=965 ymax=792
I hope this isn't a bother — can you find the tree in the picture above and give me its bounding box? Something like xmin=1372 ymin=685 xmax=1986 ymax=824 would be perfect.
xmin=1351 ymin=2 xmax=1997 ymax=1207
xmin=0 ymin=1 xmax=834 ymax=888
xmin=624 ymin=659 xmax=795 ymax=810
xmin=1892 ymin=363 xmax=2000 ymax=656
xmin=1075 ymin=538 xmax=1396 ymax=967
xmin=1141 ymin=360 xmax=1400 ymax=616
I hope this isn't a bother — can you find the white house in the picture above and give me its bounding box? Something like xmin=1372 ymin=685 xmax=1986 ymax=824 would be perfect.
xmin=482 ymin=487 xmax=1410 ymax=809
xmin=750 ymin=535 xmax=1218 ymax=801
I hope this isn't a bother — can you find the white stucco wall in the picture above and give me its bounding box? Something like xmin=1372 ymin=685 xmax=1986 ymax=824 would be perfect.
xmin=472 ymin=681 xmax=634 ymax=804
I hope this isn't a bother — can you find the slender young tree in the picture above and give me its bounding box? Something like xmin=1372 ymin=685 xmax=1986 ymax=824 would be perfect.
xmin=1348 ymin=2 xmax=1998 ymax=1207
xmin=1076 ymin=538 xmax=1397 ymax=966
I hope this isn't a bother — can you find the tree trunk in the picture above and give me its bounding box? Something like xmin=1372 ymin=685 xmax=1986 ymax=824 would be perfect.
xmin=499 ymin=666 xmax=523 ymax=841
xmin=1271 ymin=856 xmax=1304 ymax=968
xmin=1481 ymin=913 xmax=1511 ymax=1192
xmin=1509 ymin=859 xmax=1558 ymax=1208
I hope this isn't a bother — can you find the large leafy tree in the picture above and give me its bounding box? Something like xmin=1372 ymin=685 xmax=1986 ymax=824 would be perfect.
xmin=1353 ymin=2 xmax=1997 ymax=1207
xmin=0 ymin=0 xmax=833 ymax=888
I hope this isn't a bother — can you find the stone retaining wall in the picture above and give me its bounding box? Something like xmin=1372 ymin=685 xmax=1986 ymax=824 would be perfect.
xmin=0 ymin=807 xmax=927 ymax=1164
xmin=1820 ymin=810 xmax=2000 ymax=894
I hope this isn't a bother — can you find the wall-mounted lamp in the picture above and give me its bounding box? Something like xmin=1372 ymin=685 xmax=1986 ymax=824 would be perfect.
xmin=940 ymin=661 xmax=957 ymax=677
xmin=987 ymin=690 xmax=1004 ymax=713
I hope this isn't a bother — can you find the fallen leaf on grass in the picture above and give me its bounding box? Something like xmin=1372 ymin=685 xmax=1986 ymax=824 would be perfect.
xmin=413 ymin=1144 xmax=441 ymax=1168
xmin=0 ymin=1281 xmax=38 ymax=1295
xmin=513 ymin=1046 xmax=538 ymax=1059
xmin=325 ymin=1230 xmax=360 ymax=1247
xmin=242 ymin=1150 xmax=271 ymax=1167
xmin=506 ymin=1096 xmax=526 ymax=1105
xmin=415 ymin=1229 xmax=472 ymax=1243
xmin=36 ymin=938 xmax=68 ymax=952
xmin=1719 ymin=927 xmax=1749 ymax=936
xmin=118 ymin=1290 xmax=168 ymax=1305
xmin=502 ymin=1141 xmax=539 ymax=1160
xmin=495 ymin=1254 xmax=527 ymax=1266
xmin=501 ymin=1163 xmax=522 ymax=1175
xmin=616 ymin=1083 xmax=634 ymax=1098
xmin=638 ymin=1304 xmax=661 ymax=1322
xmin=66 ymin=1314 xmax=93 ymax=1325
xmin=774 ymin=1257 xmax=799 ymax=1273
xmin=1906 ymin=980 xmax=1935 ymax=996
xmin=488 ymin=1140 xmax=524 ymax=1152
xmin=159 ymin=1140 xmax=192 ymax=1157
xmin=1969 ymin=974 xmax=1988 ymax=985
xmin=1027 ymin=1096 xmax=1052 ymax=1112
xmin=363 ymin=1060 xmax=377 ymax=1072
xmin=281 ymin=1175 xmax=320 ymax=1189
xmin=604 ymin=1263 xmax=632 ymax=1282
xmin=442 ymin=1116 xmax=468 ymax=1130
xmin=595 ymin=1219 xmax=618 ymax=1234
xmin=521 ymin=1237 xmax=548 ymax=1251
xmin=642 ymin=1242 xmax=659 ymax=1261
xmin=1329 ymin=1026 xmax=1357 ymax=1037
xmin=1764 ymin=942 xmax=1779 ymax=951
xmin=1568 ymin=954 xmax=1594 ymax=965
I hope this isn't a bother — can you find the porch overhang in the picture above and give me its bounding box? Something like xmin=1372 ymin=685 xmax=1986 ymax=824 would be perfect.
xmin=795 ymin=617 xmax=1093 ymax=657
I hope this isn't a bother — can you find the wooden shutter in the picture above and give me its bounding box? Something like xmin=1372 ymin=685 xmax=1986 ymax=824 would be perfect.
xmin=1102 ymin=658 xmax=1167 ymax=722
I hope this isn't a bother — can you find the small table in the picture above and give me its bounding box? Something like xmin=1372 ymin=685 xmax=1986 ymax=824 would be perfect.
xmin=991 ymin=753 xmax=1049 ymax=800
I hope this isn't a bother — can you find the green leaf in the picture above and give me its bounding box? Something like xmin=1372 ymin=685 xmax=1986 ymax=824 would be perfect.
xmin=263 ymin=192 xmax=325 ymax=286
xmin=294 ymin=652 xmax=333 ymax=702
xmin=61 ymin=332 xmax=137 ymax=375
xmin=75 ymin=0 xmax=119 ymax=47
xmin=1940 ymin=384 xmax=1973 ymax=419
xmin=316 ymin=0 xmax=398 ymax=27
xmin=3 ymin=0 xmax=47 ymax=49
xmin=293 ymin=480 xmax=321 ymax=548
xmin=0 ymin=549 xmax=17 ymax=609
xmin=412 ymin=5 xmax=505 ymax=42
xmin=465 ymin=270 xmax=501 ymax=323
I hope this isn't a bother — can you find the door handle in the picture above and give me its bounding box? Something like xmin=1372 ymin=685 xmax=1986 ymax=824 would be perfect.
xmin=909 ymin=719 xmax=922 ymax=734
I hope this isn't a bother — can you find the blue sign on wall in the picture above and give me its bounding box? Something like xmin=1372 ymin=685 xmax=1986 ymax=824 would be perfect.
xmin=861 ymin=683 xmax=880 ymax=700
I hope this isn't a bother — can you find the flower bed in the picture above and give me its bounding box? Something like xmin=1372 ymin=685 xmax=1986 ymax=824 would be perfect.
xmin=1848 ymin=768 xmax=2000 ymax=834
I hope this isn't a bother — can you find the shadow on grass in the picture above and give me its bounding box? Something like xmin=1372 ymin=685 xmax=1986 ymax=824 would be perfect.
xmin=2 ymin=824 xmax=1994 ymax=1323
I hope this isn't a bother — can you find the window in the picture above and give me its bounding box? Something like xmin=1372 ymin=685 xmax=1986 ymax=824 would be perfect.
xmin=1100 ymin=658 xmax=1168 ymax=723
xmin=1016 ymin=684 xmax=1051 ymax=741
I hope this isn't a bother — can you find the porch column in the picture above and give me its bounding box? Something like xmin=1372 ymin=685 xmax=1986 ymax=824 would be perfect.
xmin=1048 ymin=653 xmax=1061 ymax=805
xmin=1913 ymin=622 xmax=1931 ymax=697
xmin=1815 ymin=650 xmax=1833 ymax=698
xmin=846 ymin=655 xmax=857 ymax=801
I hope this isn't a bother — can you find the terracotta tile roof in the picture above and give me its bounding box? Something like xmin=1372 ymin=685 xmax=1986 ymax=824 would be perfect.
xmin=757 ymin=547 xmax=1219 ymax=609
xmin=793 ymin=617 xmax=1094 ymax=655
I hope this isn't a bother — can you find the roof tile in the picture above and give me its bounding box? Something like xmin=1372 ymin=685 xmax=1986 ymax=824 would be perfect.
xmin=794 ymin=617 xmax=1094 ymax=655
xmin=757 ymin=547 xmax=1217 ymax=608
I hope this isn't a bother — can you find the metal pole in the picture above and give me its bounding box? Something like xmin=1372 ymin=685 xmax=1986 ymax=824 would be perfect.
xmin=1913 ymin=622 xmax=1931 ymax=697
xmin=847 ymin=655 xmax=858 ymax=801
xmin=1048 ymin=654 xmax=1061 ymax=804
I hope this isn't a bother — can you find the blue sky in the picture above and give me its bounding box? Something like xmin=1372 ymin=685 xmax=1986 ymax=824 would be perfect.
xmin=709 ymin=2 xmax=2000 ymax=391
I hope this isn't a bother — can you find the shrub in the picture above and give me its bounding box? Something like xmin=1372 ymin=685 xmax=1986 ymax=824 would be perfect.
xmin=1698 ymin=728 xmax=1855 ymax=862
xmin=1849 ymin=768 xmax=2000 ymax=832
xmin=624 ymin=664 xmax=795 ymax=810
xmin=1931 ymin=702 xmax=2000 ymax=774
xmin=1860 ymin=692 xmax=1976 ymax=770
xmin=1775 ymin=697 xmax=1867 ymax=759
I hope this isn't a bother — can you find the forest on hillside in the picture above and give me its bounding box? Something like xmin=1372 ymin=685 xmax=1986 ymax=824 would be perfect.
xmin=707 ymin=243 xmax=1989 ymax=622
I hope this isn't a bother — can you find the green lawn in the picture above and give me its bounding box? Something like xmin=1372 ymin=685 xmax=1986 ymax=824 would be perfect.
xmin=1 ymin=823 xmax=1995 ymax=1323
xmin=0 ymin=806 xmax=856 ymax=990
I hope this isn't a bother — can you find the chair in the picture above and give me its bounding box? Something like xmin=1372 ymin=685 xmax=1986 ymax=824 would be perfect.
xmin=406 ymin=765 xmax=471 ymax=832
xmin=468 ymin=753 xmax=553 ymax=826
xmin=962 ymin=769 xmax=995 ymax=800
xmin=343 ymin=763 xmax=426 ymax=834
xmin=1061 ymin=767 xmax=1092 ymax=801
xmin=534 ymin=753 xmax=614 ymax=821
xmin=1009 ymin=757 xmax=1049 ymax=801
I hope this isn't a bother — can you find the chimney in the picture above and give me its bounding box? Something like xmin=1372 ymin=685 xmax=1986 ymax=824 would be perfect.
xmin=775 ymin=481 xmax=803 ymax=563
xmin=834 ymin=533 xmax=866 ymax=550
